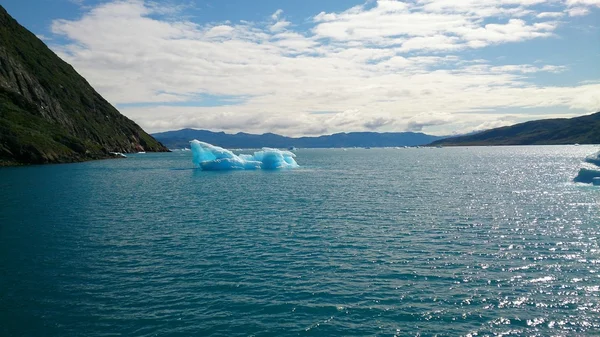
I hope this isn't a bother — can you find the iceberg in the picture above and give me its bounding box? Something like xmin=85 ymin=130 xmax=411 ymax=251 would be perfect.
xmin=584 ymin=151 xmax=600 ymax=167
xmin=574 ymin=150 xmax=600 ymax=184
xmin=190 ymin=140 xmax=299 ymax=171
xmin=574 ymin=167 xmax=600 ymax=184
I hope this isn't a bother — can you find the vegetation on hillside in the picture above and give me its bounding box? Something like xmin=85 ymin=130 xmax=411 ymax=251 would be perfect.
xmin=0 ymin=5 xmax=167 ymax=165
xmin=430 ymin=112 xmax=600 ymax=146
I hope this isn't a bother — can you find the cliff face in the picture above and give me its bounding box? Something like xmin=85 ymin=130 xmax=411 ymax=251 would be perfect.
xmin=0 ymin=6 xmax=168 ymax=165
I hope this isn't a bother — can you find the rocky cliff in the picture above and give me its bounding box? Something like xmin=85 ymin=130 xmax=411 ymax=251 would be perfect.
xmin=0 ymin=5 xmax=168 ymax=165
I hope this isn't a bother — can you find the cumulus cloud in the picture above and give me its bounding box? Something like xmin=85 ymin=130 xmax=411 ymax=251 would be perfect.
xmin=47 ymin=0 xmax=600 ymax=136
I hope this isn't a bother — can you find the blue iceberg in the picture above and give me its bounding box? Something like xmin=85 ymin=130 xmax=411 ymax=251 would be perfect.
xmin=574 ymin=151 xmax=600 ymax=184
xmin=190 ymin=140 xmax=299 ymax=171
xmin=574 ymin=167 xmax=600 ymax=185
xmin=584 ymin=151 xmax=600 ymax=167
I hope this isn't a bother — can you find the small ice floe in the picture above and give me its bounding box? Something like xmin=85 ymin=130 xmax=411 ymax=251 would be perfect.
xmin=109 ymin=152 xmax=127 ymax=158
xmin=573 ymin=151 xmax=600 ymax=185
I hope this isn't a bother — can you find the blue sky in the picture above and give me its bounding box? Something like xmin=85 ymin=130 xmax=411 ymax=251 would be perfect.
xmin=2 ymin=0 xmax=600 ymax=135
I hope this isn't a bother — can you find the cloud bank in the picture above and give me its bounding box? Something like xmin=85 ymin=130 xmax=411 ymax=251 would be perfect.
xmin=49 ymin=0 xmax=600 ymax=136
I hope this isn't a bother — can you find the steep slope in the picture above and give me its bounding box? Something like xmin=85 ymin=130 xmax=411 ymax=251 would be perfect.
xmin=152 ymin=128 xmax=445 ymax=149
xmin=0 ymin=6 xmax=167 ymax=165
xmin=430 ymin=112 xmax=600 ymax=146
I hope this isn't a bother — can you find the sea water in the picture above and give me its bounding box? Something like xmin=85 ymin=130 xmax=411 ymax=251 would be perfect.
xmin=1 ymin=146 xmax=599 ymax=336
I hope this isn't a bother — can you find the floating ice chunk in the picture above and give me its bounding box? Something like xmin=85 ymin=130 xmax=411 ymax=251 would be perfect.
xmin=574 ymin=150 xmax=600 ymax=184
xmin=190 ymin=140 xmax=299 ymax=171
xmin=574 ymin=167 xmax=600 ymax=184
xmin=109 ymin=152 xmax=127 ymax=158
xmin=584 ymin=151 xmax=600 ymax=166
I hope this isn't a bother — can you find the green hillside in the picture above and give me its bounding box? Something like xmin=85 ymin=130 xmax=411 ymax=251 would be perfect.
xmin=431 ymin=112 xmax=600 ymax=146
xmin=0 ymin=6 xmax=167 ymax=165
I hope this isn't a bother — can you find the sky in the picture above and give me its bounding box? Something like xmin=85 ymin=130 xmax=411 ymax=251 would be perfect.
xmin=2 ymin=0 xmax=600 ymax=136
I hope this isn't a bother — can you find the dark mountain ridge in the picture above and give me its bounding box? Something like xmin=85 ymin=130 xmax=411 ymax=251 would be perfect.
xmin=0 ymin=6 xmax=167 ymax=165
xmin=152 ymin=128 xmax=445 ymax=149
xmin=430 ymin=112 xmax=600 ymax=146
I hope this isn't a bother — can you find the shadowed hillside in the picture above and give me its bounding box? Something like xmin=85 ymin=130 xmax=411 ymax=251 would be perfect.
xmin=430 ymin=112 xmax=600 ymax=146
xmin=0 ymin=6 xmax=167 ymax=165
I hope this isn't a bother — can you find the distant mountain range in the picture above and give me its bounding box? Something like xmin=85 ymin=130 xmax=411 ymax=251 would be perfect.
xmin=152 ymin=129 xmax=446 ymax=149
xmin=431 ymin=112 xmax=600 ymax=146
xmin=0 ymin=6 xmax=167 ymax=165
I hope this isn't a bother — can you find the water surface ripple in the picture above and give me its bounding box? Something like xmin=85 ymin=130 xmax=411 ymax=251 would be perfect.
xmin=1 ymin=146 xmax=599 ymax=336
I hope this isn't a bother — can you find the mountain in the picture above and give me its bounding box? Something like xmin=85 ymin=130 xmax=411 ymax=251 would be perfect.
xmin=0 ymin=6 xmax=168 ymax=165
xmin=430 ymin=112 xmax=600 ymax=146
xmin=152 ymin=128 xmax=445 ymax=149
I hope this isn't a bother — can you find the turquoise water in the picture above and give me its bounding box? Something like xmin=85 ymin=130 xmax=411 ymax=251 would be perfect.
xmin=1 ymin=146 xmax=599 ymax=336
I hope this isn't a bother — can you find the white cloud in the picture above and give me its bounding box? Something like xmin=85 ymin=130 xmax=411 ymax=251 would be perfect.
xmin=270 ymin=20 xmax=291 ymax=32
xmin=566 ymin=7 xmax=591 ymax=16
xmin=47 ymin=0 xmax=600 ymax=136
xmin=36 ymin=34 xmax=52 ymax=41
xmin=536 ymin=11 xmax=564 ymax=18
xmin=271 ymin=9 xmax=283 ymax=21
xmin=564 ymin=0 xmax=600 ymax=15
xmin=269 ymin=9 xmax=291 ymax=33
xmin=566 ymin=0 xmax=600 ymax=6
xmin=489 ymin=64 xmax=567 ymax=73
xmin=204 ymin=25 xmax=235 ymax=38
xmin=312 ymin=1 xmax=560 ymax=52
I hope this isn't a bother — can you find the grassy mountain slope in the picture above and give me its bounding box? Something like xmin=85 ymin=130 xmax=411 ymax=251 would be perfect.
xmin=0 ymin=6 xmax=167 ymax=165
xmin=430 ymin=112 xmax=600 ymax=146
